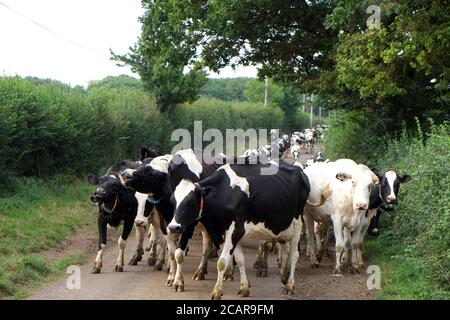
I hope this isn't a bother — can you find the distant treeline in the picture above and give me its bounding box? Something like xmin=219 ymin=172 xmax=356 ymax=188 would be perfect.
xmin=0 ymin=75 xmax=318 ymax=186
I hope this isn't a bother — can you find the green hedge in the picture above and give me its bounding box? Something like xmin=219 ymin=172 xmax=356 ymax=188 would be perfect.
xmin=0 ymin=77 xmax=316 ymax=190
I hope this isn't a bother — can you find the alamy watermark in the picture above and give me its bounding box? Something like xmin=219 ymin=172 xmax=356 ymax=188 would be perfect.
xmin=66 ymin=265 xmax=81 ymax=290
xmin=366 ymin=265 xmax=381 ymax=290
xmin=171 ymin=121 xmax=280 ymax=175
xmin=367 ymin=5 xmax=381 ymax=30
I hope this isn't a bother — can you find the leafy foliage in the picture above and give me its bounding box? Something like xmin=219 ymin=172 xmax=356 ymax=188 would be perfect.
xmin=324 ymin=117 xmax=450 ymax=299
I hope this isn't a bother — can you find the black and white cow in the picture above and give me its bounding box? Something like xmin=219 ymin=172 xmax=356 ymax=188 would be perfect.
xmin=88 ymin=164 xmax=154 ymax=274
xmin=367 ymin=170 xmax=411 ymax=236
xmin=168 ymin=161 xmax=310 ymax=299
xmin=123 ymin=150 xmax=227 ymax=291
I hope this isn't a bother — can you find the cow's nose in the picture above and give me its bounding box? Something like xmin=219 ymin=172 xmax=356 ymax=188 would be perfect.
xmin=168 ymin=223 xmax=182 ymax=234
xmin=134 ymin=219 xmax=145 ymax=226
xmin=356 ymin=202 xmax=368 ymax=210
xmin=387 ymin=195 xmax=396 ymax=202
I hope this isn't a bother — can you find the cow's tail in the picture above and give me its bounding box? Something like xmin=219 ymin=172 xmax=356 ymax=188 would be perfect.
xmin=307 ymin=185 xmax=331 ymax=207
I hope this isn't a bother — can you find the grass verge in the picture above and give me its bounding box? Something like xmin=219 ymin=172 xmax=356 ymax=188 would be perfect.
xmin=0 ymin=176 xmax=96 ymax=299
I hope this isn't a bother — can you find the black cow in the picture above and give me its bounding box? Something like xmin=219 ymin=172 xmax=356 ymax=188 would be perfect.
xmin=168 ymin=161 xmax=310 ymax=299
xmin=368 ymin=170 xmax=411 ymax=236
xmin=87 ymin=160 xmax=154 ymax=274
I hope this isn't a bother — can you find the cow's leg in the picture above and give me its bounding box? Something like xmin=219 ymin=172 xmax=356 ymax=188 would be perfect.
xmin=193 ymin=227 xmax=213 ymax=281
xmin=114 ymin=236 xmax=126 ymax=272
xmin=153 ymin=221 xmax=166 ymax=271
xmin=114 ymin=218 xmax=133 ymax=272
xmin=303 ymin=211 xmax=319 ymax=267
xmin=172 ymin=224 xmax=196 ymax=292
xmin=92 ymin=215 xmax=107 ymax=274
xmin=165 ymin=234 xmax=177 ymax=287
xmin=355 ymin=210 xmax=376 ymax=269
xmin=145 ymin=224 xmax=153 ymax=252
xmin=256 ymin=241 xmax=271 ymax=277
xmin=278 ymin=242 xmax=290 ymax=285
xmin=342 ymin=228 xmax=352 ymax=271
xmin=233 ymin=244 xmax=250 ymax=297
xmin=253 ymin=241 xmax=265 ymax=269
xmin=283 ymin=219 xmax=302 ymax=295
xmin=314 ymin=222 xmax=324 ymax=261
xmin=324 ymin=221 xmax=332 ymax=257
xmin=147 ymin=212 xmax=159 ymax=266
xmin=128 ymin=225 xmax=145 ymax=265
xmin=211 ymin=222 xmax=237 ymax=300
xmin=331 ymin=215 xmax=345 ymax=275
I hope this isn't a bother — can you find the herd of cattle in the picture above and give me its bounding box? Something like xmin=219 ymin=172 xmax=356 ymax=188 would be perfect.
xmin=87 ymin=125 xmax=411 ymax=299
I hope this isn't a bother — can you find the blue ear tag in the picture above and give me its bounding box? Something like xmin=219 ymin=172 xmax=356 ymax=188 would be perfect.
xmin=147 ymin=197 xmax=161 ymax=205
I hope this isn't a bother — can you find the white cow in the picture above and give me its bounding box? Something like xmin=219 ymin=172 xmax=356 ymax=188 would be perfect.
xmin=303 ymin=159 xmax=379 ymax=274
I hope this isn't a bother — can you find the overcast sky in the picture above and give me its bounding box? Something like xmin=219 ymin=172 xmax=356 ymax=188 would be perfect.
xmin=0 ymin=0 xmax=257 ymax=87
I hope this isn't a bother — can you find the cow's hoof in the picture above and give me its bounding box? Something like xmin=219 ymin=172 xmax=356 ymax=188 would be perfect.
xmin=282 ymin=286 xmax=295 ymax=295
xmin=280 ymin=272 xmax=289 ymax=285
xmin=166 ymin=279 xmax=174 ymax=287
xmin=223 ymin=274 xmax=234 ymax=281
xmin=256 ymin=268 xmax=268 ymax=277
xmin=332 ymin=267 xmax=343 ymax=276
xmin=210 ymin=291 xmax=222 ymax=300
xmin=91 ymin=267 xmax=101 ymax=274
xmin=238 ymin=288 xmax=250 ymax=297
xmin=148 ymin=256 xmax=156 ymax=266
xmin=114 ymin=265 xmax=124 ymax=272
xmin=173 ymin=284 xmax=184 ymax=292
xmin=128 ymin=254 xmax=142 ymax=266
xmin=193 ymin=270 xmax=205 ymax=281
xmin=350 ymin=265 xmax=360 ymax=274
xmin=153 ymin=261 xmax=163 ymax=271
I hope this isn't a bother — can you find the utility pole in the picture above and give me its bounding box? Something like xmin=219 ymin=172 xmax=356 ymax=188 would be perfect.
xmin=264 ymin=77 xmax=269 ymax=107
xmin=310 ymin=93 xmax=314 ymax=128
xmin=302 ymin=94 xmax=306 ymax=112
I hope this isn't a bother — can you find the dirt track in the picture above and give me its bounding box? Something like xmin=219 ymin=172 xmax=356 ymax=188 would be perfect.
xmin=27 ymin=144 xmax=373 ymax=300
xmin=28 ymin=233 xmax=372 ymax=300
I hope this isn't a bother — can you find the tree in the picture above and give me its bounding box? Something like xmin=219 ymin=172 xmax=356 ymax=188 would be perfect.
xmin=112 ymin=0 xmax=207 ymax=112
xmin=321 ymin=0 xmax=449 ymax=128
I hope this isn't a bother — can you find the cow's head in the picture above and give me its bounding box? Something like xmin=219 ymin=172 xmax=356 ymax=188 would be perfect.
xmin=124 ymin=164 xmax=167 ymax=195
xmin=167 ymin=180 xmax=215 ymax=234
xmin=336 ymin=166 xmax=379 ymax=211
xmin=380 ymin=170 xmax=411 ymax=205
xmin=87 ymin=174 xmax=126 ymax=226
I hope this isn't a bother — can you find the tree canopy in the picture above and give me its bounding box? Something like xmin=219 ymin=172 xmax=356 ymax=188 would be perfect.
xmin=116 ymin=0 xmax=449 ymax=128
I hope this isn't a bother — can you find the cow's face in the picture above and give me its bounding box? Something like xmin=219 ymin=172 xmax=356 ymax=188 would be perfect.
xmin=124 ymin=165 xmax=166 ymax=195
xmin=168 ymin=180 xmax=215 ymax=234
xmin=336 ymin=169 xmax=379 ymax=211
xmin=87 ymin=174 xmax=124 ymax=224
xmin=381 ymin=170 xmax=411 ymax=205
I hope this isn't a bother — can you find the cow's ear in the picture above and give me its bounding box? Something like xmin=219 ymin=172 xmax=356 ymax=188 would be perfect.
xmin=201 ymin=186 xmax=217 ymax=198
xmin=336 ymin=172 xmax=352 ymax=181
xmin=400 ymin=175 xmax=411 ymax=183
xmin=87 ymin=174 xmax=99 ymax=185
xmin=370 ymin=167 xmax=383 ymax=181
